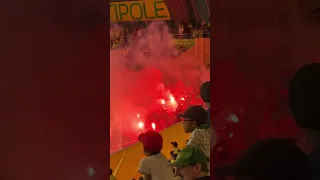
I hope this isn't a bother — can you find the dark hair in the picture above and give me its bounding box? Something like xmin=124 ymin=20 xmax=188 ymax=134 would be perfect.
xmin=200 ymin=162 xmax=209 ymax=173
xmin=171 ymin=142 xmax=178 ymax=147
xmin=181 ymin=105 xmax=208 ymax=126
xmin=172 ymin=153 xmax=178 ymax=159
xmin=194 ymin=107 xmax=208 ymax=126
xmin=110 ymin=168 xmax=113 ymax=175
xmin=200 ymin=81 xmax=210 ymax=103
xmin=230 ymin=139 xmax=309 ymax=180
xmin=289 ymin=63 xmax=320 ymax=131
xmin=149 ymin=151 xmax=160 ymax=155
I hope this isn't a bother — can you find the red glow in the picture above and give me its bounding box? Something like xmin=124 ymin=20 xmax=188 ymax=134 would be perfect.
xmin=169 ymin=95 xmax=176 ymax=104
xmin=138 ymin=122 xmax=144 ymax=129
xmin=132 ymin=88 xmax=203 ymax=133
xmin=160 ymin=99 xmax=165 ymax=105
xmin=109 ymin=22 xmax=209 ymax=154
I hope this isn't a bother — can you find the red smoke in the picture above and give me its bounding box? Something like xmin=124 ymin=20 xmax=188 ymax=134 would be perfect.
xmin=110 ymin=22 xmax=209 ymax=153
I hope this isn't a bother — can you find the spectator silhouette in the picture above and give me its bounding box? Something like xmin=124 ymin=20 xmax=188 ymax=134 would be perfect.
xmin=138 ymin=130 xmax=175 ymax=180
xmin=170 ymin=151 xmax=178 ymax=163
xmin=179 ymin=105 xmax=210 ymax=173
xmin=171 ymin=142 xmax=180 ymax=154
xmin=179 ymin=106 xmax=210 ymax=158
xmin=200 ymin=81 xmax=210 ymax=126
xmin=289 ymin=63 xmax=320 ymax=180
xmin=216 ymin=138 xmax=310 ymax=180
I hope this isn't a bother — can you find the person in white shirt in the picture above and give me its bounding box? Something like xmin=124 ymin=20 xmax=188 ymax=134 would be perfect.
xmin=138 ymin=130 xmax=175 ymax=180
xmin=179 ymin=106 xmax=211 ymax=171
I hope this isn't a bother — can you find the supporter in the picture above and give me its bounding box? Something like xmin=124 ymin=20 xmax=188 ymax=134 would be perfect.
xmin=127 ymin=32 xmax=133 ymax=44
xmin=201 ymin=20 xmax=209 ymax=35
xmin=171 ymin=153 xmax=178 ymax=163
xmin=180 ymin=106 xmax=210 ymax=157
xmin=137 ymin=27 xmax=143 ymax=37
xmin=110 ymin=169 xmax=116 ymax=180
xmin=179 ymin=106 xmax=210 ymax=156
xmin=197 ymin=28 xmax=204 ymax=37
xmin=115 ymin=27 xmax=121 ymax=40
xmin=289 ymin=63 xmax=320 ymax=180
xmin=179 ymin=105 xmax=211 ymax=174
xmin=185 ymin=21 xmax=193 ymax=36
xmin=178 ymin=24 xmax=185 ymax=37
xmin=215 ymin=138 xmax=310 ymax=180
xmin=200 ymin=81 xmax=210 ymax=126
xmin=112 ymin=40 xmax=117 ymax=49
xmin=170 ymin=153 xmax=178 ymax=176
xmin=199 ymin=81 xmax=220 ymax=160
xmin=118 ymin=35 xmax=125 ymax=48
xmin=170 ymin=146 xmax=210 ymax=180
xmin=200 ymin=20 xmax=207 ymax=28
xmin=170 ymin=150 xmax=174 ymax=156
xmin=138 ymin=130 xmax=175 ymax=180
xmin=171 ymin=141 xmax=180 ymax=154
xmin=191 ymin=28 xmax=198 ymax=38
xmin=170 ymin=151 xmax=178 ymax=163
xmin=110 ymin=21 xmax=211 ymax=50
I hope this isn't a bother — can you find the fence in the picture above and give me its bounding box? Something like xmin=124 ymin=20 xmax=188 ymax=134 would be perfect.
xmin=110 ymin=33 xmax=210 ymax=50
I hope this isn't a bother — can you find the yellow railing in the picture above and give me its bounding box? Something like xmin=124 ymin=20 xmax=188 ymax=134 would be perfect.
xmin=110 ymin=37 xmax=196 ymax=50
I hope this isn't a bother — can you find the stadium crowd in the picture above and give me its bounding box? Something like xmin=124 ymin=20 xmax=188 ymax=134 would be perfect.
xmin=110 ymin=20 xmax=210 ymax=49
xmin=111 ymin=63 xmax=320 ymax=180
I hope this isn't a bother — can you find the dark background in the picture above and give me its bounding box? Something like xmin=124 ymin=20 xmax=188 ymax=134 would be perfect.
xmin=211 ymin=0 xmax=320 ymax=164
xmin=0 ymin=0 xmax=110 ymax=179
xmin=2 ymin=0 xmax=320 ymax=179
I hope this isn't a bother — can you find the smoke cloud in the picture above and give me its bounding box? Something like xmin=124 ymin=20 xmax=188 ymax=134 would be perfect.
xmin=110 ymin=22 xmax=209 ymax=153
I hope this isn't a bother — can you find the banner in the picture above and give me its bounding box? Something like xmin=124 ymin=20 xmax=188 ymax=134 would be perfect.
xmin=173 ymin=39 xmax=195 ymax=49
xmin=110 ymin=38 xmax=196 ymax=50
xmin=110 ymin=0 xmax=171 ymax=22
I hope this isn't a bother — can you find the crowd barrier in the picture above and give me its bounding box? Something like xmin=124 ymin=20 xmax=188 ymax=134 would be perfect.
xmin=171 ymin=33 xmax=211 ymax=39
xmin=110 ymin=33 xmax=210 ymax=49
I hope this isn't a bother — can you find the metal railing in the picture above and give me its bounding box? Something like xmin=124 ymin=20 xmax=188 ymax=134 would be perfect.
xmin=110 ymin=33 xmax=210 ymax=49
xmin=171 ymin=33 xmax=211 ymax=39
